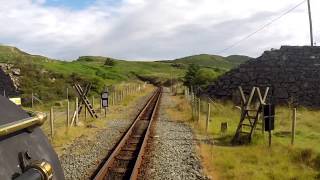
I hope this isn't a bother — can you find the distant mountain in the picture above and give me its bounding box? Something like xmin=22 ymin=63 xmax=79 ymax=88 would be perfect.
xmin=166 ymin=54 xmax=251 ymax=69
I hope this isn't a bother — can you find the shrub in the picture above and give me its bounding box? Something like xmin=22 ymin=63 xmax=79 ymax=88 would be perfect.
xmin=104 ymin=58 xmax=115 ymax=66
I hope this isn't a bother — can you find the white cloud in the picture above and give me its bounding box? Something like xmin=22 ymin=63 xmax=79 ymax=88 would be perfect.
xmin=0 ymin=0 xmax=319 ymax=60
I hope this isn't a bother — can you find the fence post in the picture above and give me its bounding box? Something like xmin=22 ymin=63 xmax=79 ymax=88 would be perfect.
xmin=67 ymin=100 xmax=70 ymax=128
xmin=92 ymin=96 xmax=95 ymax=109
xmin=66 ymin=87 xmax=69 ymax=100
xmin=75 ymin=97 xmax=79 ymax=126
xmin=121 ymin=90 xmax=124 ymax=101
xmin=206 ymin=102 xmax=211 ymax=133
xmin=191 ymin=92 xmax=195 ymax=121
xmin=112 ymin=92 xmax=115 ymax=106
xmin=50 ymin=107 xmax=54 ymax=140
xmin=291 ymin=108 xmax=297 ymax=145
xmin=84 ymin=106 xmax=87 ymax=120
xmin=31 ymin=92 xmax=34 ymax=108
xmin=114 ymin=91 xmax=117 ymax=105
xmin=198 ymin=98 xmax=201 ymax=122
xmin=100 ymin=98 xmax=102 ymax=117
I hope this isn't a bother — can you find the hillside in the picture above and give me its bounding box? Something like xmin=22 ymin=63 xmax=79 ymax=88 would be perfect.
xmin=225 ymin=55 xmax=251 ymax=65
xmin=0 ymin=45 xmax=248 ymax=103
xmin=166 ymin=54 xmax=250 ymax=69
xmin=0 ymin=45 xmax=187 ymax=102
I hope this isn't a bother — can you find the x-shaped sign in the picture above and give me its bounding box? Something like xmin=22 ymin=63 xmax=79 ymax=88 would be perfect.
xmin=75 ymin=83 xmax=91 ymax=114
xmin=238 ymin=86 xmax=269 ymax=109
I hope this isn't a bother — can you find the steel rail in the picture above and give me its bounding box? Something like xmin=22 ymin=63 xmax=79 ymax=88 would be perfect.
xmin=93 ymin=87 xmax=161 ymax=180
xmin=130 ymin=88 xmax=161 ymax=180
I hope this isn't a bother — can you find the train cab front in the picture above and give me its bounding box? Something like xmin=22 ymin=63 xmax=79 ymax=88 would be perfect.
xmin=0 ymin=95 xmax=64 ymax=180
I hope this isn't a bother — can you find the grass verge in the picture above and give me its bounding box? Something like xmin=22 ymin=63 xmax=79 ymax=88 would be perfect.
xmin=166 ymin=92 xmax=320 ymax=180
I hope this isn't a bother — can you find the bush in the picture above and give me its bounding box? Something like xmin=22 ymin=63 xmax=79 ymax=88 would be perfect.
xmin=313 ymin=154 xmax=320 ymax=170
xmin=104 ymin=58 xmax=115 ymax=66
xmin=293 ymin=148 xmax=320 ymax=170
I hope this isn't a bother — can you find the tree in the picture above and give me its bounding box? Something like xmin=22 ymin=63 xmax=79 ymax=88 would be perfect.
xmin=194 ymin=69 xmax=217 ymax=87
xmin=184 ymin=64 xmax=200 ymax=87
xmin=104 ymin=58 xmax=115 ymax=66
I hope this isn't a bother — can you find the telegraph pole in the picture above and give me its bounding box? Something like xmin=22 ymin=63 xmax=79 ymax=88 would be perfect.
xmin=307 ymin=0 xmax=314 ymax=46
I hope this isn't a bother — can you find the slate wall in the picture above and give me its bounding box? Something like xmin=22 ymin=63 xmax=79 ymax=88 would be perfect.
xmin=207 ymin=46 xmax=320 ymax=107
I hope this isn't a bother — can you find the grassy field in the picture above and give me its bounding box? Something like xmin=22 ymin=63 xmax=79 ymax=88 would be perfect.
xmin=166 ymin=91 xmax=320 ymax=180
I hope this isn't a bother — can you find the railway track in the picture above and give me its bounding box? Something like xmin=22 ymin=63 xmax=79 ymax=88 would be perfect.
xmin=93 ymin=87 xmax=162 ymax=180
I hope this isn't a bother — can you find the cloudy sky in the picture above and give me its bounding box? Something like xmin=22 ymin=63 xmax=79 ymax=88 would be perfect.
xmin=0 ymin=0 xmax=319 ymax=61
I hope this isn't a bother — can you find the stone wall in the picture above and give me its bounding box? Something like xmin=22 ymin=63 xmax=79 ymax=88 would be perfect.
xmin=207 ymin=46 xmax=320 ymax=107
xmin=0 ymin=63 xmax=20 ymax=97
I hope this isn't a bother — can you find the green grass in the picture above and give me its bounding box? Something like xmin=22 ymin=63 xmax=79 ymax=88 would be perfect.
xmin=167 ymin=93 xmax=320 ymax=180
xmin=200 ymin=102 xmax=320 ymax=179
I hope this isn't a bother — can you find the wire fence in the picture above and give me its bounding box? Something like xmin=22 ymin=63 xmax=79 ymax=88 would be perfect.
xmin=32 ymin=82 xmax=147 ymax=140
xmin=184 ymin=86 xmax=299 ymax=146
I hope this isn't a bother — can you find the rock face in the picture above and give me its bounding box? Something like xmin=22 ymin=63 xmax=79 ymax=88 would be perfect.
xmin=207 ymin=46 xmax=320 ymax=107
xmin=0 ymin=63 xmax=19 ymax=97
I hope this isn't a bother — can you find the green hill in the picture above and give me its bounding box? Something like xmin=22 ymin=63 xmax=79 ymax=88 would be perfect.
xmin=166 ymin=54 xmax=250 ymax=69
xmin=0 ymin=45 xmax=187 ymax=103
xmin=225 ymin=55 xmax=251 ymax=65
xmin=0 ymin=45 xmax=248 ymax=103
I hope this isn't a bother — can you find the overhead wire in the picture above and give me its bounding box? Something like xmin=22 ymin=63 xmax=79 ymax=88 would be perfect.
xmin=217 ymin=0 xmax=307 ymax=54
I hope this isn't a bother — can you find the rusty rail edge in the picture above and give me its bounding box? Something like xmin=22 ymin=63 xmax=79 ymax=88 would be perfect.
xmin=93 ymin=88 xmax=161 ymax=180
xmin=130 ymin=87 xmax=162 ymax=180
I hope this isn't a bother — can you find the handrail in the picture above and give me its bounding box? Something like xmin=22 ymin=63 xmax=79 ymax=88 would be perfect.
xmin=0 ymin=112 xmax=47 ymax=137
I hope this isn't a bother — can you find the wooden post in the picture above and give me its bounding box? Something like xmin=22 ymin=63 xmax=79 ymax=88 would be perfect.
xmin=291 ymin=108 xmax=297 ymax=145
xmin=206 ymin=103 xmax=211 ymax=133
xmin=84 ymin=106 xmax=87 ymax=120
xmin=75 ymin=97 xmax=79 ymax=126
xmin=67 ymin=100 xmax=70 ymax=128
xmin=31 ymin=92 xmax=34 ymax=108
xmin=192 ymin=92 xmax=195 ymax=121
xmin=92 ymin=96 xmax=95 ymax=109
xmin=198 ymin=98 xmax=201 ymax=122
xmin=50 ymin=107 xmax=54 ymax=140
xmin=112 ymin=92 xmax=114 ymax=106
xmin=268 ymin=130 xmax=272 ymax=147
xmin=114 ymin=91 xmax=117 ymax=105
xmin=121 ymin=90 xmax=124 ymax=101
xmin=261 ymin=114 xmax=265 ymax=134
xmin=100 ymin=98 xmax=102 ymax=117
xmin=120 ymin=89 xmax=122 ymax=102
xmin=66 ymin=87 xmax=69 ymax=100
xmin=119 ymin=90 xmax=122 ymax=102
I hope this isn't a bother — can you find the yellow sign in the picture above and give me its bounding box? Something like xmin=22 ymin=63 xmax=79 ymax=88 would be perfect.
xmin=9 ymin=98 xmax=21 ymax=105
